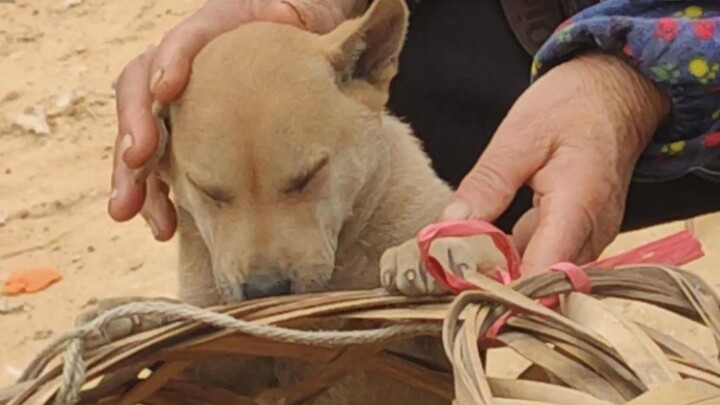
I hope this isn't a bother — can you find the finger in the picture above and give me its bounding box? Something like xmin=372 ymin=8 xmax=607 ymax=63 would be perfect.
xmin=442 ymin=122 xmax=548 ymax=222
xmin=573 ymin=237 xmax=602 ymax=267
xmin=115 ymin=50 xmax=159 ymax=169
xmin=520 ymin=193 xmax=593 ymax=275
xmin=264 ymin=2 xmax=305 ymax=27
xmin=149 ymin=1 xmax=264 ymax=103
xmin=140 ymin=176 xmax=177 ymax=241
xmin=511 ymin=206 xmax=540 ymax=256
xmin=149 ymin=0 xmax=308 ymax=102
xmin=521 ymin=147 xmax=625 ymax=274
xmin=108 ymin=131 xmax=146 ymax=222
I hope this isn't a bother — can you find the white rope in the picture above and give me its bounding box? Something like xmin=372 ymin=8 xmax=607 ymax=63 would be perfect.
xmin=17 ymin=301 xmax=440 ymax=405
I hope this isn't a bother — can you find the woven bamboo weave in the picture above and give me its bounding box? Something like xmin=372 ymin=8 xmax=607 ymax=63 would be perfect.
xmin=2 ymin=264 xmax=720 ymax=405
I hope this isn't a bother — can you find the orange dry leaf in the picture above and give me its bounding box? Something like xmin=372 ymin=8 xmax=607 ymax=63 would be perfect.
xmin=2 ymin=267 xmax=62 ymax=296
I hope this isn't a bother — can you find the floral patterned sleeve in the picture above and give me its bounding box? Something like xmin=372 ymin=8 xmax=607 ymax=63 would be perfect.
xmin=532 ymin=0 xmax=720 ymax=182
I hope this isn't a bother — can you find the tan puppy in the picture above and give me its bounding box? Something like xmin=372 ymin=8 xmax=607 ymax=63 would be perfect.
xmin=162 ymin=0 xmax=450 ymax=307
xmin=86 ymin=0 xmax=506 ymax=402
xmin=158 ymin=0 xmax=504 ymax=309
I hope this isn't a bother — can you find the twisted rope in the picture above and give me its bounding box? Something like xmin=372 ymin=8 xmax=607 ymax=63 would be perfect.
xmin=17 ymin=301 xmax=440 ymax=405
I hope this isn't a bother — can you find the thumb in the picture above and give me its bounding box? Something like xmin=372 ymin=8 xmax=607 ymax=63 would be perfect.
xmin=440 ymin=137 xmax=544 ymax=222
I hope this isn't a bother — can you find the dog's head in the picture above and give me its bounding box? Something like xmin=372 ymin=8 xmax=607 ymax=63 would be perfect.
xmin=151 ymin=0 xmax=409 ymax=301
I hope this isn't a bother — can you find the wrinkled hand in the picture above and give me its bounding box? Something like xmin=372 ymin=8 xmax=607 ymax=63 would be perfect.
xmin=109 ymin=0 xmax=306 ymax=240
xmin=441 ymin=53 xmax=669 ymax=274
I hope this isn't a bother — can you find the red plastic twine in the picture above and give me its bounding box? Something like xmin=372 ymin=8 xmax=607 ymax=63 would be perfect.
xmin=416 ymin=220 xmax=704 ymax=339
xmin=417 ymin=220 xmax=522 ymax=292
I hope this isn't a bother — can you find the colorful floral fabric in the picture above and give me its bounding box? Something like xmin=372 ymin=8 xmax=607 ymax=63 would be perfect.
xmin=533 ymin=0 xmax=720 ymax=182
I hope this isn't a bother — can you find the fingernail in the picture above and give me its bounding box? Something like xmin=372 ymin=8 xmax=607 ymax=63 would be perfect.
xmin=121 ymin=133 xmax=134 ymax=154
xmin=109 ymin=188 xmax=119 ymax=201
xmin=440 ymin=200 xmax=472 ymax=221
xmin=150 ymin=68 xmax=164 ymax=94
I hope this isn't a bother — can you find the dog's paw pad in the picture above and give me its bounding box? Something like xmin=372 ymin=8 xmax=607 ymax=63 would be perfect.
xmin=380 ymin=235 xmax=506 ymax=297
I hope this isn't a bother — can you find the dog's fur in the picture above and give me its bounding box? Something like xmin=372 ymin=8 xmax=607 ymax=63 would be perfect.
xmin=162 ymin=0 xmax=454 ymax=309
xmin=161 ymin=1 xmax=455 ymax=402
xmin=93 ymin=0 xmax=506 ymax=402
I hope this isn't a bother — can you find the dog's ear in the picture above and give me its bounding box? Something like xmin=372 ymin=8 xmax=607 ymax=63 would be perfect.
xmin=319 ymin=0 xmax=408 ymax=102
xmin=134 ymin=101 xmax=171 ymax=185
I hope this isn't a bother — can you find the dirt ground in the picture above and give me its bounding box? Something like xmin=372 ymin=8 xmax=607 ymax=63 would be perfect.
xmin=1 ymin=0 xmax=719 ymax=390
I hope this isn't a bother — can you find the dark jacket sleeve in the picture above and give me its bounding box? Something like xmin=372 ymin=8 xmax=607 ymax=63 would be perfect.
xmin=532 ymin=0 xmax=720 ymax=181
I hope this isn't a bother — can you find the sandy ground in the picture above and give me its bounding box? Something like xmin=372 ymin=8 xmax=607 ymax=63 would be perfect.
xmin=1 ymin=0 xmax=719 ymax=391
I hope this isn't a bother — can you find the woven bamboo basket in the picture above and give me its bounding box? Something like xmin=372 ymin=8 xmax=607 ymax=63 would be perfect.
xmin=2 ymin=263 xmax=720 ymax=405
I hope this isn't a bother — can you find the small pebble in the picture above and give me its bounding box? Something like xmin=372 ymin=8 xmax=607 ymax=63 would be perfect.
xmin=55 ymin=91 xmax=76 ymax=109
xmin=128 ymin=261 xmax=144 ymax=272
xmin=63 ymin=0 xmax=82 ymax=8
xmin=13 ymin=106 xmax=50 ymax=135
xmin=0 ymin=300 xmax=29 ymax=315
xmin=32 ymin=329 xmax=53 ymax=341
xmin=2 ymin=91 xmax=20 ymax=103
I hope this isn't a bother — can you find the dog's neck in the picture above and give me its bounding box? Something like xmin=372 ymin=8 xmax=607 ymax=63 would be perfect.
xmin=330 ymin=115 xmax=454 ymax=290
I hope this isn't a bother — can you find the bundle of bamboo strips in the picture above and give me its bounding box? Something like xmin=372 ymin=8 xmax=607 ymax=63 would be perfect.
xmin=2 ymin=264 xmax=720 ymax=405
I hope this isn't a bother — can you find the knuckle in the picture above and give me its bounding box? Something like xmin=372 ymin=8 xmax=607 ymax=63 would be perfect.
xmin=159 ymin=23 xmax=188 ymax=47
xmin=161 ymin=18 xmax=210 ymax=55
xmin=118 ymin=52 xmax=151 ymax=83
xmin=461 ymin=163 xmax=518 ymax=209
xmin=572 ymin=188 xmax=624 ymax=247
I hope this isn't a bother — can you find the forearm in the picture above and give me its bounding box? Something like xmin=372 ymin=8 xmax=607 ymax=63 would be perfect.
xmin=281 ymin=0 xmax=368 ymax=33
xmin=533 ymin=1 xmax=720 ymax=181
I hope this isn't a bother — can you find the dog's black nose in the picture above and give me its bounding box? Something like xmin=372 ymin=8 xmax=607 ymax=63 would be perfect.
xmin=241 ymin=275 xmax=292 ymax=299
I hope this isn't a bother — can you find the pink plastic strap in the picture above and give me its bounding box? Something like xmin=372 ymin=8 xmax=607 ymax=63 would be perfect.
xmin=417 ymin=220 xmax=522 ymax=293
xmin=588 ymin=230 xmax=703 ymax=269
xmin=485 ymin=294 xmax=563 ymax=339
xmin=485 ymin=310 xmax=513 ymax=340
xmin=415 ymin=220 xmax=705 ymax=341
xmin=550 ymin=262 xmax=591 ymax=294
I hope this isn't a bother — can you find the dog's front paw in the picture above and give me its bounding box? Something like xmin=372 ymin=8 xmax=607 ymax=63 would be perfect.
xmin=75 ymin=296 xmax=179 ymax=349
xmin=380 ymin=235 xmax=506 ymax=296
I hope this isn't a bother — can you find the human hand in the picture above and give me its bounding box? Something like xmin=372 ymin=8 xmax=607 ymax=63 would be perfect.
xmin=109 ymin=0 xmax=307 ymax=240
xmin=440 ymin=53 xmax=669 ymax=274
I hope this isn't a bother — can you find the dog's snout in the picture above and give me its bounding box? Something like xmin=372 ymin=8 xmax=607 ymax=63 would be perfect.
xmin=242 ymin=274 xmax=292 ymax=299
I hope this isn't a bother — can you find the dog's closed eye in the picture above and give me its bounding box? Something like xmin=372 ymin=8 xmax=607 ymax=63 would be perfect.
xmin=186 ymin=173 xmax=235 ymax=203
xmin=284 ymin=156 xmax=329 ymax=194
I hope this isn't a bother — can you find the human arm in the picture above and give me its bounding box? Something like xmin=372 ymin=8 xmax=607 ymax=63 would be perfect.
xmin=440 ymin=0 xmax=720 ymax=272
xmin=531 ymin=1 xmax=720 ymax=181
